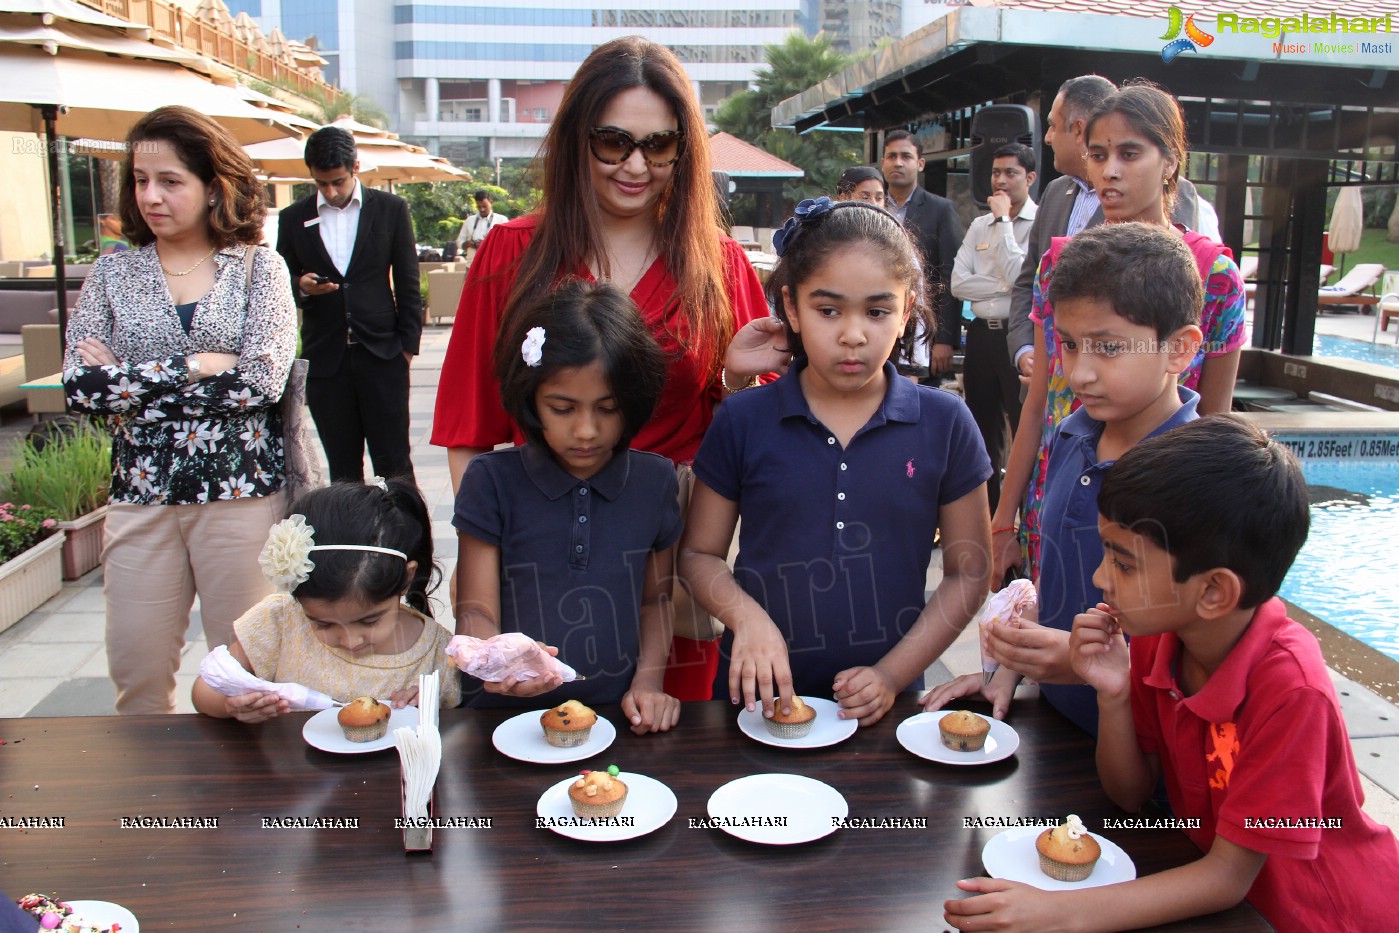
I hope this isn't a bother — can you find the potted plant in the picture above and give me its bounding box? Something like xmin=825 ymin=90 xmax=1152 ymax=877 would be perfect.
xmin=0 ymin=501 xmax=62 ymax=633
xmin=2 ymin=418 xmax=112 ymax=580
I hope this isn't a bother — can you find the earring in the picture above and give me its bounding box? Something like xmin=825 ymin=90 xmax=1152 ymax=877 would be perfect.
xmin=209 ymin=198 xmax=216 ymax=206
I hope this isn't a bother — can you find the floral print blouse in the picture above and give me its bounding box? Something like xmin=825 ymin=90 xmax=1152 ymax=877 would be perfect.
xmin=63 ymin=243 xmax=297 ymax=506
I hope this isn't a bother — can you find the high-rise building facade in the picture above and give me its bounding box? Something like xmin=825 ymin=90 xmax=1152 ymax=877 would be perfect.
xmin=231 ymin=0 xmax=800 ymax=163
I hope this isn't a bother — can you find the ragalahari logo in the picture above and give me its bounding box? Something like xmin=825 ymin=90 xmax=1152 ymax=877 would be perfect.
xmin=1160 ymin=6 xmax=1215 ymax=62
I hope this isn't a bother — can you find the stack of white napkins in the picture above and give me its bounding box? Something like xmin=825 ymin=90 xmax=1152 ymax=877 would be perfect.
xmin=197 ymin=645 xmax=337 ymax=710
xmin=394 ymin=673 xmax=442 ymax=822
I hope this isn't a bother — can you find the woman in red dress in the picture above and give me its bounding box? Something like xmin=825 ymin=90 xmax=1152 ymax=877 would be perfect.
xmin=432 ymin=37 xmax=781 ymax=700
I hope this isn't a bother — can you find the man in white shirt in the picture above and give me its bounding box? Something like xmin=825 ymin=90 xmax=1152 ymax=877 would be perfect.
xmin=951 ymin=143 xmax=1037 ymax=512
xmin=455 ymin=190 xmax=506 ymax=261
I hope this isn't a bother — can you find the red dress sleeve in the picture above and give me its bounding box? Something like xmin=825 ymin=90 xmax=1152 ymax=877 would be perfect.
xmin=430 ymin=218 xmax=535 ymax=449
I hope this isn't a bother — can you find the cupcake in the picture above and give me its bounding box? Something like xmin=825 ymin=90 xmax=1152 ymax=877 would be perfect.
xmin=1036 ymin=814 xmax=1102 ymax=882
xmin=568 ymin=765 xmax=628 ymax=819
xmin=540 ymin=700 xmax=597 ymax=747
xmin=939 ymin=710 xmax=991 ymax=752
xmin=337 ymin=696 xmax=391 ymax=743
xmin=764 ymin=695 xmax=817 ymax=739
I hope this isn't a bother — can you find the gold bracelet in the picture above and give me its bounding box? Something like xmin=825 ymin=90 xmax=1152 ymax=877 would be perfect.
xmin=720 ymin=367 xmax=758 ymax=393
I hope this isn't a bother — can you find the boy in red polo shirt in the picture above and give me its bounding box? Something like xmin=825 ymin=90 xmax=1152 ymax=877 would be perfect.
xmin=945 ymin=415 xmax=1399 ymax=932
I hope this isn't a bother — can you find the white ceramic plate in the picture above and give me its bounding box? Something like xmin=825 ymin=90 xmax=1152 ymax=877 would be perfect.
xmin=302 ymin=704 xmax=419 ymax=754
xmin=736 ymin=696 xmax=858 ymax=749
xmin=65 ymin=900 xmax=140 ymax=932
xmin=491 ymin=709 xmax=617 ymax=764
xmin=981 ymin=826 xmax=1136 ymax=890
xmin=535 ymin=772 xmax=677 ymax=842
xmin=705 ymin=773 xmax=848 ymax=845
xmin=895 ymin=711 xmax=1019 ymax=765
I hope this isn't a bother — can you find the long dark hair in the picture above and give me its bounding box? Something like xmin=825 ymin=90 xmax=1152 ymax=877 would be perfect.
xmin=119 ymin=105 xmax=266 ymax=248
xmin=503 ymin=36 xmax=732 ymax=380
xmin=289 ymin=479 xmax=438 ymax=617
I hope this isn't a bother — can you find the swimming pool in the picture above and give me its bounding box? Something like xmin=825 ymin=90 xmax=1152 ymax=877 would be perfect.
xmin=1311 ymin=333 xmax=1399 ymax=371
xmin=1279 ymin=457 xmax=1399 ymax=663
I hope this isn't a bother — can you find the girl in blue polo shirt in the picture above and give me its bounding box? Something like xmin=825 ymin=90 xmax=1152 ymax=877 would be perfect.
xmin=453 ymin=279 xmax=684 ymax=734
xmin=680 ymin=198 xmax=993 ymax=728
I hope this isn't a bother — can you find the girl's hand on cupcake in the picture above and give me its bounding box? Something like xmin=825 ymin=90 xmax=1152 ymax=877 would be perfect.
xmin=622 ymin=685 xmax=681 ymax=734
xmin=225 ymin=690 xmax=289 ymax=723
xmin=1070 ymin=604 xmax=1129 ymax=699
xmin=832 ymin=665 xmax=896 ymax=727
xmin=945 ymin=877 xmax=1063 ymax=932
xmin=387 ymin=684 xmax=420 ymax=709
xmin=729 ymin=617 xmax=793 ymax=717
xmin=920 ymin=668 xmax=1017 ymax=720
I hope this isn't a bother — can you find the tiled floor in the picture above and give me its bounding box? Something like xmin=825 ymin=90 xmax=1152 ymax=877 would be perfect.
xmin=3 ymin=316 xmax=1399 ymax=832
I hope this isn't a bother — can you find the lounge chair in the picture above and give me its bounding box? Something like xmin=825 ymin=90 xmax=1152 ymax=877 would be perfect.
xmin=1318 ymin=263 xmax=1385 ymax=311
xmin=1377 ymin=271 xmax=1399 ymax=343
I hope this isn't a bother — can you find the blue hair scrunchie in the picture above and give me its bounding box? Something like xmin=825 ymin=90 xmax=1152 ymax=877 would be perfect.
xmin=771 ymin=196 xmax=838 ymax=258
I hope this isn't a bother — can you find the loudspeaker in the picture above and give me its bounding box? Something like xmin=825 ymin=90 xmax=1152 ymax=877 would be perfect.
xmin=969 ymin=104 xmax=1040 ymax=209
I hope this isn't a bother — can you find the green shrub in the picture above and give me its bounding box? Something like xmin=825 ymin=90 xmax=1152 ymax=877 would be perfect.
xmin=1 ymin=419 xmax=112 ymax=521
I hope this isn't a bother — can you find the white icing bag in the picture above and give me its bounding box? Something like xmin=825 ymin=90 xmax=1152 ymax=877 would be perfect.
xmin=197 ymin=644 xmax=338 ymax=710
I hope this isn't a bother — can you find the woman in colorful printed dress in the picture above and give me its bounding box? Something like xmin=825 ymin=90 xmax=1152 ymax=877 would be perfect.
xmin=990 ymin=83 xmax=1246 ymax=583
xmin=63 ymin=106 xmax=297 ymax=714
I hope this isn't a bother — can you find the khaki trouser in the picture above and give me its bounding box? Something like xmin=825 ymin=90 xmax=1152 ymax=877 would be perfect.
xmin=103 ymin=493 xmax=284 ymax=714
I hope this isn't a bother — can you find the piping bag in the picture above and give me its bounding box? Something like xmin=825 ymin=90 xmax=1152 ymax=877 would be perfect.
xmin=976 ymin=579 xmax=1038 ymax=685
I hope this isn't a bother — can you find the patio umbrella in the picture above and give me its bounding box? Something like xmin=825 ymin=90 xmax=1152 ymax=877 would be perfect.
xmin=245 ymin=116 xmax=469 ymax=185
xmin=0 ymin=1 xmax=304 ymax=337
xmin=1328 ymin=186 xmax=1364 ymax=276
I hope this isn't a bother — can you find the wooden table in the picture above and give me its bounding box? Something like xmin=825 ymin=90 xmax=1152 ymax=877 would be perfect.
xmin=0 ymin=698 xmax=1268 ymax=931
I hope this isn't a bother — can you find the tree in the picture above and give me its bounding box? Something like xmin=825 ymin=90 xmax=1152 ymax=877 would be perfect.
xmin=397 ymin=165 xmax=541 ymax=248
xmin=713 ymin=33 xmax=861 ymax=206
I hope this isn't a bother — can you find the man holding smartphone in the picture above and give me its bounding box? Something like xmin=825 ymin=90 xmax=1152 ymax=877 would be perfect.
xmin=276 ymin=125 xmax=422 ymax=482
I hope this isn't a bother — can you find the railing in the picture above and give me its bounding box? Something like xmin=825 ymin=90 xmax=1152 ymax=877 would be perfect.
xmin=74 ymin=0 xmax=333 ymax=94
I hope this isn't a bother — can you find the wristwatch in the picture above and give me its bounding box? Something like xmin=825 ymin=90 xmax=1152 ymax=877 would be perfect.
xmin=996 ymin=216 xmax=1012 ymax=224
xmin=186 ymin=356 xmax=202 ymax=382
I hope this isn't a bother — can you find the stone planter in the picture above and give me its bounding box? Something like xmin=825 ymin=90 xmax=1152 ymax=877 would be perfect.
xmin=0 ymin=531 xmax=65 ymax=634
xmin=57 ymin=505 xmax=107 ymax=581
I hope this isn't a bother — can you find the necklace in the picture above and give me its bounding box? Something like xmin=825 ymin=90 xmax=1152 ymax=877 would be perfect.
xmin=161 ymin=245 xmax=217 ymax=277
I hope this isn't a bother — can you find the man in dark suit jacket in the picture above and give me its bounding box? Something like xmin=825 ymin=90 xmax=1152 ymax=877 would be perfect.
xmin=1007 ymin=75 xmax=1201 ymax=377
xmin=277 ymin=126 xmax=422 ymax=483
xmin=882 ymin=129 xmax=964 ymax=378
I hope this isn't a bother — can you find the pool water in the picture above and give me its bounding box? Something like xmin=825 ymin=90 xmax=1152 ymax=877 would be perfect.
xmin=1311 ymin=333 xmax=1399 ymax=371
xmin=1280 ymin=459 xmax=1399 ymax=662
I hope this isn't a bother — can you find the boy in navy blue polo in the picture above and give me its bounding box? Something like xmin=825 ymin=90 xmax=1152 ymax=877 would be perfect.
xmin=924 ymin=223 xmax=1204 ymax=733
xmin=680 ymin=198 xmax=992 ymax=728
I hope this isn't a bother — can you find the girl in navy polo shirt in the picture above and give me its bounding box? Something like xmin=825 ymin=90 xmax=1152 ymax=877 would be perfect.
xmin=680 ymin=198 xmax=993 ymax=728
xmin=453 ymin=279 xmax=684 ymax=734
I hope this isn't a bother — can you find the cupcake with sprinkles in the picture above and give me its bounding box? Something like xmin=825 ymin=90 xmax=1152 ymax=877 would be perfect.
xmin=568 ymin=764 xmax=629 ymax=819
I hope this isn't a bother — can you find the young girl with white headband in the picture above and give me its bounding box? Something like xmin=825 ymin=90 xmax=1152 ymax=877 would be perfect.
xmin=193 ymin=479 xmax=461 ymax=721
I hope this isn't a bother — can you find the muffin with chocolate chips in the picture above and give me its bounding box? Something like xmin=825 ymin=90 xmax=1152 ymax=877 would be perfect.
xmin=540 ymin=699 xmax=597 ymax=747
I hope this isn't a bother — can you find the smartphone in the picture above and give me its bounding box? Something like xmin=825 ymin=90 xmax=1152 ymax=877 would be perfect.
xmin=312 ymin=274 xmax=331 ymax=284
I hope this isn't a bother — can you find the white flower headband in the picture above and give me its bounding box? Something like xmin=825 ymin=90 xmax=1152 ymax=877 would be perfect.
xmin=259 ymin=514 xmax=408 ymax=592
xmin=521 ymin=326 xmax=546 ymax=367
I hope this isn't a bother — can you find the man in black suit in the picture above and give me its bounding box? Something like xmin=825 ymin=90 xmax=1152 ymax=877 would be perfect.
xmin=881 ymin=128 xmax=964 ymax=379
xmin=276 ymin=126 xmax=422 ymax=482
